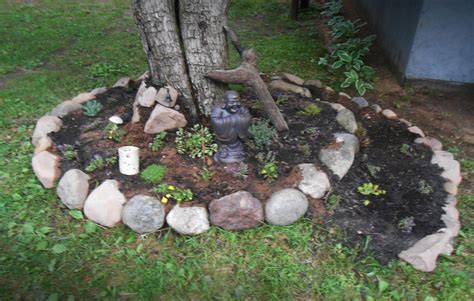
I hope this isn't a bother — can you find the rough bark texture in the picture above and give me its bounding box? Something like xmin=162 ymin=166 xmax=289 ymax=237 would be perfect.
xmin=290 ymin=0 xmax=300 ymax=20
xmin=133 ymin=0 xmax=230 ymax=117
xmin=207 ymin=27 xmax=289 ymax=132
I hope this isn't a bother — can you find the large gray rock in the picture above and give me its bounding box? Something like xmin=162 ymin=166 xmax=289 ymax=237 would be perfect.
xmin=303 ymin=79 xmax=323 ymax=96
xmin=32 ymin=151 xmax=61 ymax=188
xmin=282 ymin=73 xmax=304 ymax=86
xmin=265 ymin=189 xmax=308 ymax=226
xmin=32 ymin=115 xmax=63 ymax=146
xmin=319 ymin=133 xmax=359 ymax=179
xmin=297 ymin=164 xmax=330 ymax=198
xmin=83 ymin=180 xmax=126 ymax=227
xmin=122 ymin=195 xmax=165 ymax=234
xmin=330 ymin=103 xmax=346 ymax=112
xmin=144 ymin=105 xmax=187 ymax=134
xmin=269 ymin=80 xmax=311 ymax=98
xmin=351 ymin=96 xmax=369 ymax=108
xmin=336 ymin=109 xmax=358 ymax=133
xmin=338 ymin=92 xmax=351 ymax=102
xmin=56 ymin=169 xmax=90 ymax=209
xmin=51 ymin=100 xmax=82 ymax=118
xmin=166 ymin=205 xmax=210 ymax=235
xmin=209 ymin=191 xmax=263 ymax=230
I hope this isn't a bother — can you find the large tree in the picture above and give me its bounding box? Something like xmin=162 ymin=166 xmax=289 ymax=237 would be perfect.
xmin=133 ymin=0 xmax=230 ymax=118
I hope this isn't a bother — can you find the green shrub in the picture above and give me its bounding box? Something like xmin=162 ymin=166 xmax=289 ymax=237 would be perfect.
xmin=140 ymin=164 xmax=167 ymax=184
xmin=85 ymin=155 xmax=117 ymax=172
xmin=248 ymin=119 xmax=276 ymax=150
xmin=175 ymin=125 xmax=218 ymax=158
xmin=83 ymin=100 xmax=103 ymax=117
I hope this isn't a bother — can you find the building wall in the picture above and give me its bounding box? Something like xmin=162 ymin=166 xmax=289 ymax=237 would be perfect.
xmin=355 ymin=0 xmax=474 ymax=84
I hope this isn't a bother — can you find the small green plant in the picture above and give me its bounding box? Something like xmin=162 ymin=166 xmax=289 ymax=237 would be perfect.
xmin=400 ymin=143 xmax=412 ymax=156
xmin=276 ymin=95 xmax=288 ymax=105
xmin=326 ymin=194 xmax=341 ymax=212
xmin=104 ymin=122 xmax=125 ymax=142
xmin=83 ymin=100 xmax=103 ymax=117
xmin=248 ymin=119 xmax=277 ymax=150
xmin=298 ymin=144 xmax=311 ymax=156
xmin=398 ymin=216 xmax=416 ymax=233
xmin=175 ymin=124 xmax=218 ymax=158
xmin=88 ymin=62 xmax=129 ymax=78
xmin=257 ymin=151 xmax=278 ymax=182
xmin=297 ymin=104 xmax=321 ymax=116
xmin=357 ymin=183 xmax=386 ymax=196
xmin=226 ymin=162 xmax=249 ymax=180
xmin=366 ymin=164 xmax=381 ymax=177
xmin=301 ymin=127 xmax=318 ymax=135
xmin=199 ymin=166 xmax=213 ymax=182
xmin=59 ymin=144 xmax=78 ymax=161
xmin=85 ymin=155 xmax=117 ymax=172
xmin=140 ymin=164 xmax=167 ymax=184
xmin=447 ymin=146 xmax=460 ymax=155
xmin=152 ymin=183 xmax=193 ymax=203
xmin=461 ymin=158 xmax=474 ymax=177
xmin=417 ymin=180 xmax=433 ymax=195
xmin=149 ymin=132 xmax=167 ymax=151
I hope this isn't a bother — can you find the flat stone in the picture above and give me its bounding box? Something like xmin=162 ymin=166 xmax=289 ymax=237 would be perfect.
xmin=442 ymin=196 xmax=460 ymax=235
xmin=34 ymin=136 xmax=53 ymax=155
xmin=398 ymin=229 xmax=455 ymax=272
xmin=431 ymin=150 xmax=461 ymax=186
xmin=330 ymin=103 xmax=346 ymax=111
xmin=90 ymin=87 xmax=107 ymax=95
xmin=338 ymin=92 xmax=351 ymax=102
xmin=137 ymin=71 xmax=150 ymax=81
xmin=71 ymin=92 xmax=96 ymax=104
xmin=113 ymin=77 xmax=131 ymax=88
xmin=166 ymin=205 xmax=210 ymax=235
xmin=209 ymin=191 xmax=263 ymax=230
xmin=83 ymin=180 xmax=126 ymax=227
xmin=32 ymin=115 xmax=62 ymax=146
xmin=265 ymin=189 xmax=308 ymax=226
xmin=372 ymin=104 xmax=382 ymax=113
xmin=399 ymin=118 xmax=412 ymax=126
xmin=56 ymin=169 xmax=90 ymax=209
xmin=351 ymin=96 xmax=369 ymax=108
xmin=415 ymin=137 xmax=443 ymax=151
xmin=408 ymin=126 xmax=425 ymax=137
xmin=282 ymin=73 xmax=305 ymax=86
xmin=319 ymin=133 xmax=359 ymax=179
xmin=32 ymin=151 xmax=61 ymax=188
xmin=303 ymin=79 xmax=323 ymax=96
xmin=122 ymin=195 xmax=165 ymax=234
xmin=321 ymin=86 xmax=336 ymax=101
xmin=144 ymin=105 xmax=187 ymax=134
xmin=51 ymin=100 xmax=82 ymax=118
xmin=269 ymin=80 xmax=311 ymax=98
xmin=336 ymin=109 xmax=358 ymax=133
xmin=443 ymin=181 xmax=458 ymax=195
xmin=156 ymin=86 xmax=178 ymax=108
xmin=297 ymin=164 xmax=330 ymax=198
xmin=382 ymin=109 xmax=397 ymax=119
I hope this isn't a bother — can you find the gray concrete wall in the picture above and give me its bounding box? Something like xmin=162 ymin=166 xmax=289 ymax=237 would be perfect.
xmin=405 ymin=0 xmax=474 ymax=84
xmin=355 ymin=0 xmax=474 ymax=84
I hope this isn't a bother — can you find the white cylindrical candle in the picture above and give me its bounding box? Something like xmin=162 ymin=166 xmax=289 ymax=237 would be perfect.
xmin=118 ymin=146 xmax=139 ymax=175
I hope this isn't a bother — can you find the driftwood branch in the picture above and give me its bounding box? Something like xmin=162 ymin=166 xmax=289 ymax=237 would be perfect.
xmin=206 ymin=27 xmax=289 ymax=132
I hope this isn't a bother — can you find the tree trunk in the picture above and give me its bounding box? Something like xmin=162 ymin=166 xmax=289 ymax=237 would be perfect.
xmin=290 ymin=0 xmax=300 ymax=20
xmin=133 ymin=0 xmax=230 ymax=118
xmin=301 ymin=0 xmax=310 ymax=9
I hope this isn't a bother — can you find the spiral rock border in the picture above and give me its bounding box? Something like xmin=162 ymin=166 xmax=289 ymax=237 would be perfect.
xmin=31 ymin=72 xmax=461 ymax=272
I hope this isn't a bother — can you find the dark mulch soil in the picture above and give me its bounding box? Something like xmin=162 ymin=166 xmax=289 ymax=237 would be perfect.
xmin=50 ymin=80 xmax=447 ymax=263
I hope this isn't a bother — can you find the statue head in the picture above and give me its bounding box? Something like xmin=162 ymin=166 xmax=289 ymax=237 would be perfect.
xmin=223 ymin=90 xmax=241 ymax=114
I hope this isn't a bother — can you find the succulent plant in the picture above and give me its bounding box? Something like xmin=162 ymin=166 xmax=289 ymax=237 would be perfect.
xmin=83 ymin=100 xmax=103 ymax=117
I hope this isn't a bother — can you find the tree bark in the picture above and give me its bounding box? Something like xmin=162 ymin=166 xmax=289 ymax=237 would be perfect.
xmin=290 ymin=0 xmax=300 ymax=20
xmin=132 ymin=0 xmax=230 ymax=118
xmin=207 ymin=27 xmax=289 ymax=132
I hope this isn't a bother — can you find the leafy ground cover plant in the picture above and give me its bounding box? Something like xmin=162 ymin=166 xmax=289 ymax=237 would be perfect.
xmin=297 ymin=104 xmax=321 ymax=116
xmin=149 ymin=132 xmax=167 ymax=151
xmin=152 ymin=183 xmax=193 ymax=203
xmin=140 ymin=164 xmax=167 ymax=184
xmin=85 ymin=155 xmax=117 ymax=172
xmin=104 ymin=122 xmax=125 ymax=142
xmin=175 ymin=125 xmax=218 ymax=158
xmin=357 ymin=182 xmax=386 ymax=206
xmin=83 ymin=100 xmax=103 ymax=117
xmin=58 ymin=144 xmax=78 ymax=161
xmin=257 ymin=151 xmax=279 ymax=182
xmin=248 ymin=119 xmax=277 ymax=150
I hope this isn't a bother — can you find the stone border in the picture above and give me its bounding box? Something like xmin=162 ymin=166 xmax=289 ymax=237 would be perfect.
xmin=31 ymin=73 xmax=461 ymax=272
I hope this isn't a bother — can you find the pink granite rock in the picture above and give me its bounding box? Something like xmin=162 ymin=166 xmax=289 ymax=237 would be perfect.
xmin=382 ymin=109 xmax=397 ymax=119
xmin=83 ymin=180 xmax=126 ymax=227
xmin=57 ymin=169 xmax=90 ymax=209
xmin=34 ymin=136 xmax=53 ymax=155
xmin=32 ymin=151 xmax=61 ymax=188
xmin=32 ymin=115 xmax=62 ymax=146
xmin=415 ymin=137 xmax=443 ymax=151
xmin=144 ymin=105 xmax=187 ymax=134
xmin=71 ymin=92 xmax=96 ymax=104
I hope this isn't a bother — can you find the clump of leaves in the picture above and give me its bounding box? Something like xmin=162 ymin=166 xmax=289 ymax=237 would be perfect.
xmin=248 ymin=119 xmax=277 ymax=150
xmin=366 ymin=164 xmax=381 ymax=177
xmin=140 ymin=164 xmax=167 ymax=184
xmin=225 ymin=162 xmax=249 ymax=180
xmin=149 ymin=132 xmax=167 ymax=151
xmin=301 ymin=127 xmax=318 ymax=135
xmin=175 ymin=124 xmax=218 ymax=158
xmin=199 ymin=166 xmax=213 ymax=182
xmin=276 ymin=95 xmax=288 ymax=105
xmin=257 ymin=151 xmax=278 ymax=182
xmin=152 ymin=183 xmax=193 ymax=203
xmin=297 ymin=104 xmax=321 ymax=116
xmin=85 ymin=155 xmax=117 ymax=172
xmin=326 ymin=194 xmax=341 ymax=212
xmin=400 ymin=143 xmax=412 ymax=156
xmin=83 ymin=100 xmax=103 ymax=117
xmin=298 ymin=144 xmax=311 ymax=156
xmin=357 ymin=183 xmax=386 ymax=196
xmin=398 ymin=216 xmax=416 ymax=233
xmin=104 ymin=122 xmax=125 ymax=142
xmin=417 ymin=180 xmax=433 ymax=195
xmin=58 ymin=144 xmax=78 ymax=161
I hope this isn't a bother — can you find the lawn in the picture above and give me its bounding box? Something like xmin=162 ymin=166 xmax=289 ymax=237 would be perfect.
xmin=0 ymin=0 xmax=472 ymax=300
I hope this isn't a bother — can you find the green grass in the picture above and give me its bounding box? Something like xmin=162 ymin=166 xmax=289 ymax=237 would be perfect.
xmin=0 ymin=0 xmax=473 ymax=299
